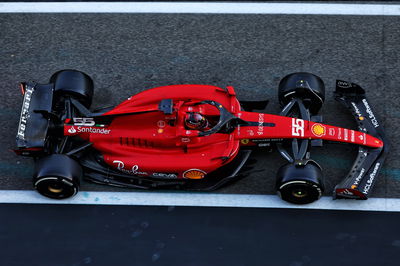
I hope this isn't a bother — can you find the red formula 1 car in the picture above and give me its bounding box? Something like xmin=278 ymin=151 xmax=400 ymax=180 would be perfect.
xmin=14 ymin=70 xmax=388 ymax=204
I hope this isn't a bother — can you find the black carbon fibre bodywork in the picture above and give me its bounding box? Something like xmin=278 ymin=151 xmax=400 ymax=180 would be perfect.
xmin=79 ymin=149 xmax=253 ymax=191
xmin=333 ymin=80 xmax=389 ymax=199
xmin=16 ymin=83 xmax=53 ymax=150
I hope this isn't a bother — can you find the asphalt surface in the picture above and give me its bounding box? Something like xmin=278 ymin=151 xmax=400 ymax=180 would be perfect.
xmin=1 ymin=203 xmax=400 ymax=266
xmin=1 ymin=13 xmax=400 ymax=199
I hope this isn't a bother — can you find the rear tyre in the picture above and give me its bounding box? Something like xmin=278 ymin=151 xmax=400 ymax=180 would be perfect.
xmin=278 ymin=72 xmax=325 ymax=114
xmin=33 ymin=154 xmax=82 ymax=199
xmin=276 ymin=161 xmax=324 ymax=204
xmin=50 ymin=69 xmax=94 ymax=108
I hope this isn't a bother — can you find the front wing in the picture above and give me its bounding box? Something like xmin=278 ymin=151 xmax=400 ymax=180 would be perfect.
xmin=333 ymin=80 xmax=389 ymax=199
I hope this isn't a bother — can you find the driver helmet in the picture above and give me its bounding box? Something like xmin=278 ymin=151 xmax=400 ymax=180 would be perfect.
xmin=185 ymin=112 xmax=208 ymax=130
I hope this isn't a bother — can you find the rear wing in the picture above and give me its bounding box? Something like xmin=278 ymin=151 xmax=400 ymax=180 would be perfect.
xmin=333 ymin=80 xmax=389 ymax=199
xmin=15 ymin=82 xmax=54 ymax=155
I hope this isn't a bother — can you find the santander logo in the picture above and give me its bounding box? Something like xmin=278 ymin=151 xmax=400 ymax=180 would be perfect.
xmin=66 ymin=126 xmax=111 ymax=135
xmin=68 ymin=126 xmax=77 ymax=134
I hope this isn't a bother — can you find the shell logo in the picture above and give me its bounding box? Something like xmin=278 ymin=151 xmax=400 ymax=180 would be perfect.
xmin=183 ymin=169 xmax=206 ymax=179
xmin=311 ymin=123 xmax=326 ymax=137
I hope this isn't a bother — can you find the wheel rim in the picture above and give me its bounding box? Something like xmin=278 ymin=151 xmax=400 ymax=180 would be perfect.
xmin=35 ymin=177 xmax=77 ymax=199
xmin=292 ymin=187 xmax=308 ymax=198
xmin=279 ymin=180 xmax=321 ymax=204
xmin=48 ymin=185 xmax=63 ymax=194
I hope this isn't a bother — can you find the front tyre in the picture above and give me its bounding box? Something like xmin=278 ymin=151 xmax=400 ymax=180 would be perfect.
xmin=276 ymin=161 xmax=324 ymax=204
xmin=33 ymin=154 xmax=82 ymax=199
xmin=278 ymin=72 xmax=325 ymax=114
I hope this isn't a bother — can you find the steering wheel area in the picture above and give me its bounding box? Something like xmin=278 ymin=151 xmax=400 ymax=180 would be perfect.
xmin=193 ymin=100 xmax=237 ymax=136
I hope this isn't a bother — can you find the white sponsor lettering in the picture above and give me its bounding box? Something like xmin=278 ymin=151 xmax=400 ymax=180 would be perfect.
xmin=73 ymin=117 xmax=95 ymax=126
xmin=354 ymin=168 xmax=365 ymax=186
xmin=258 ymin=143 xmax=270 ymax=147
xmin=342 ymin=189 xmax=354 ymax=196
xmin=363 ymin=163 xmax=381 ymax=194
xmin=351 ymin=130 xmax=355 ymax=142
xmin=338 ymin=128 xmax=342 ymax=139
xmin=17 ymin=86 xmax=35 ymax=139
xmin=292 ymin=118 xmax=304 ymax=137
xmin=113 ymin=160 xmax=125 ymax=169
xmin=351 ymin=102 xmax=362 ymax=117
xmin=362 ymin=99 xmax=379 ymax=128
xmin=112 ymin=160 xmax=147 ymax=175
xmin=72 ymin=126 xmax=111 ymax=134
xmin=344 ymin=129 xmax=348 ymax=141
xmin=337 ymin=81 xmax=352 ymax=88
xmin=152 ymin=173 xmax=178 ymax=179
xmin=257 ymin=113 xmax=264 ymax=135
xmin=157 ymin=120 xmax=166 ymax=128
xmin=329 ymin=128 xmax=335 ymax=136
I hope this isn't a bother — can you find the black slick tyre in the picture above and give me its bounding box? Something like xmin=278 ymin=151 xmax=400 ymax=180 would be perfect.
xmin=278 ymin=72 xmax=325 ymax=114
xmin=33 ymin=154 xmax=82 ymax=199
xmin=50 ymin=69 xmax=94 ymax=108
xmin=276 ymin=162 xmax=324 ymax=204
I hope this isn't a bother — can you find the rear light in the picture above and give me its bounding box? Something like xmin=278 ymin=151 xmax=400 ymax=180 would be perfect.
xmin=19 ymin=82 xmax=26 ymax=95
xmin=13 ymin=147 xmax=43 ymax=156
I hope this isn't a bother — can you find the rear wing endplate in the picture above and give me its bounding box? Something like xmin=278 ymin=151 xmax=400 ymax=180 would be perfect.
xmin=16 ymin=82 xmax=53 ymax=149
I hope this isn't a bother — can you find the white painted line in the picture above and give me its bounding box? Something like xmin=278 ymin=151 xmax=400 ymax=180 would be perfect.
xmin=0 ymin=190 xmax=399 ymax=212
xmin=0 ymin=2 xmax=400 ymax=15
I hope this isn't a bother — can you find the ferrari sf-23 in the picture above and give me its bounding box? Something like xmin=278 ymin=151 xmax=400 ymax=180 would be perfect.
xmin=14 ymin=70 xmax=388 ymax=204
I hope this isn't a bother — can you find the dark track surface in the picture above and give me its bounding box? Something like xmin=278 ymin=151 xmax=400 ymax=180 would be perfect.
xmin=1 ymin=13 xmax=400 ymax=198
xmin=0 ymin=204 xmax=399 ymax=266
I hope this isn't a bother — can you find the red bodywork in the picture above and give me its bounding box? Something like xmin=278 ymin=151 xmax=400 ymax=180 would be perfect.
xmin=63 ymin=85 xmax=383 ymax=179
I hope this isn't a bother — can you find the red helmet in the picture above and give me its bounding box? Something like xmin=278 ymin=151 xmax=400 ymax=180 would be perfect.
xmin=185 ymin=112 xmax=208 ymax=130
